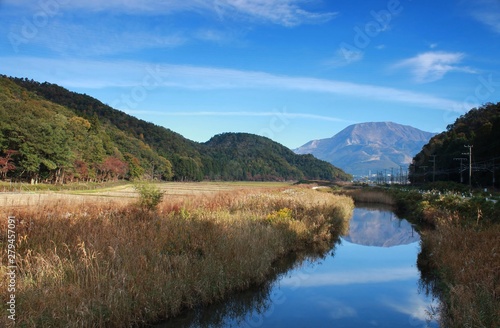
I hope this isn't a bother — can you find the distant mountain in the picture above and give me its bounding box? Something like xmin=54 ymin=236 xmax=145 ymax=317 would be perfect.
xmin=343 ymin=207 xmax=419 ymax=247
xmin=0 ymin=75 xmax=351 ymax=183
xmin=294 ymin=122 xmax=436 ymax=176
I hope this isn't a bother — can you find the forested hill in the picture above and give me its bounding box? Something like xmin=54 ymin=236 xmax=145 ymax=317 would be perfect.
xmin=203 ymin=133 xmax=351 ymax=181
xmin=410 ymin=103 xmax=500 ymax=187
xmin=0 ymin=75 xmax=351 ymax=183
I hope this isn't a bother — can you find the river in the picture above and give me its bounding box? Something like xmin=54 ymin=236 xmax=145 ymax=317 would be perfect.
xmin=158 ymin=204 xmax=439 ymax=328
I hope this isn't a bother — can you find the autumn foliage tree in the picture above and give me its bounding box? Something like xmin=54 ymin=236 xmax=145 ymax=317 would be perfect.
xmin=99 ymin=156 xmax=128 ymax=181
xmin=0 ymin=150 xmax=17 ymax=180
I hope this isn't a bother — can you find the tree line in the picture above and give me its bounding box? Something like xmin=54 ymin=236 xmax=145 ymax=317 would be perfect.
xmin=0 ymin=76 xmax=351 ymax=184
xmin=410 ymin=102 xmax=500 ymax=188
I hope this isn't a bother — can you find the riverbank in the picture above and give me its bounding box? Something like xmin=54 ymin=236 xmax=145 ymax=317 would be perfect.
xmin=344 ymin=187 xmax=500 ymax=328
xmin=0 ymin=185 xmax=353 ymax=327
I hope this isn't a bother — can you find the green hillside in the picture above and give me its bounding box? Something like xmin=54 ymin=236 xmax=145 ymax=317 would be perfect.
xmin=0 ymin=75 xmax=351 ymax=183
xmin=410 ymin=102 xmax=500 ymax=187
xmin=203 ymin=132 xmax=351 ymax=181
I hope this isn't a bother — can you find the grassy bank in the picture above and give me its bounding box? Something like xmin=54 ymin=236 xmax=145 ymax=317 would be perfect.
xmin=335 ymin=187 xmax=396 ymax=206
xmin=385 ymin=188 xmax=499 ymax=328
xmin=0 ymin=186 xmax=353 ymax=327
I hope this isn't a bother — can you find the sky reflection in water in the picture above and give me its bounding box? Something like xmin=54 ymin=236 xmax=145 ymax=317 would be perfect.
xmin=159 ymin=206 xmax=439 ymax=328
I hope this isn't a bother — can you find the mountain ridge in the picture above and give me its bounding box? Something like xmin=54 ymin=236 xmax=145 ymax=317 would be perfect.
xmin=0 ymin=75 xmax=351 ymax=183
xmin=295 ymin=122 xmax=436 ymax=176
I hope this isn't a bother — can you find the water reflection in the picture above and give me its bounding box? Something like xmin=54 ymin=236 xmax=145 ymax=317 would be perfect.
xmin=343 ymin=203 xmax=420 ymax=247
xmin=157 ymin=207 xmax=439 ymax=328
xmin=157 ymin=252 xmax=334 ymax=328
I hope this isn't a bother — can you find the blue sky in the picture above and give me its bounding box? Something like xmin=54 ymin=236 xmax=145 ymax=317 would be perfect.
xmin=1 ymin=0 xmax=499 ymax=149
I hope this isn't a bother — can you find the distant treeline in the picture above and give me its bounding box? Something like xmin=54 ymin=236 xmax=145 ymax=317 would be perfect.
xmin=0 ymin=75 xmax=351 ymax=183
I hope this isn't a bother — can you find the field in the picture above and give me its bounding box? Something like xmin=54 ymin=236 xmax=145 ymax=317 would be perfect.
xmin=0 ymin=181 xmax=290 ymax=208
xmin=0 ymin=182 xmax=354 ymax=327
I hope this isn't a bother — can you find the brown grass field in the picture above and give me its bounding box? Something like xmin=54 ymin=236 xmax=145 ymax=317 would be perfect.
xmin=0 ymin=182 xmax=354 ymax=327
xmin=0 ymin=182 xmax=291 ymax=208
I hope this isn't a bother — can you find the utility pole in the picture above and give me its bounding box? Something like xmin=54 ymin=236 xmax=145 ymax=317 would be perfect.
xmin=454 ymin=158 xmax=467 ymax=184
xmin=420 ymin=166 xmax=428 ymax=183
xmin=429 ymin=155 xmax=437 ymax=182
xmin=463 ymin=145 xmax=473 ymax=190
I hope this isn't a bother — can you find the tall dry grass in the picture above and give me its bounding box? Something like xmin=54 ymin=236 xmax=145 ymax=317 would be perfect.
xmin=0 ymin=187 xmax=353 ymax=327
xmin=335 ymin=188 xmax=396 ymax=206
xmin=389 ymin=189 xmax=500 ymax=327
xmin=419 ymin=221 xmax=500 ymax=328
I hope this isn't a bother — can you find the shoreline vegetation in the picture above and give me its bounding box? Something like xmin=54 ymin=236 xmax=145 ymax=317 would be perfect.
xmin=0 ymin=183 xmax=353 ymax=327
xmin=338 ymin=186 xmax=500 ymax=328
xmin=2 ymin=181 xmax=498 ymax=327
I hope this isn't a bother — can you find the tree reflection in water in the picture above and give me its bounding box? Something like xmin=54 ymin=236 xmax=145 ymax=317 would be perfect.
xmin=158 ymin=240 xmax=343 ymax=328
xmin=158 ymin=206 xmax=440 ymax=328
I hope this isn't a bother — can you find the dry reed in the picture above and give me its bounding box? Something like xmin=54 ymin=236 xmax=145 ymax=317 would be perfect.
xmin=420 ymin=221 xmax=500 ymax=327
xmin=0 ymin=186 xmax=353 ymax=327
xmin=335 ymin=188 xmax=396 ymax=206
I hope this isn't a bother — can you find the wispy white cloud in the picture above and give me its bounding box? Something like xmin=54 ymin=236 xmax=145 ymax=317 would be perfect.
xmin=1 ymin=57 xmax=466 ymax=112
xmin=5 ymin=11 xmax=188 ymax=56
xmin=281 ymin=267 xmax=417 ymax=287
xmin=5 ymin=0 xmax=336 ymax=27
xmin=325 ymin=47 xmax=364 ymax=67
xmin=393 ymin=51 xmax=476 ymax=83
xmin=212 ymin=0 xmax=337 ymax=26
xmin=468 ymin=0 xmax=500 ymax=34
xmin=382 ymin=292 xmax=440 ymax=324
xmin=3 ymin=0 xmax=335 ymax=57
xmin=37 ymin=22 xmax=187 ymax=56
xmin=314 ymin=297 xmax=357 ymax=320
xmin=124 ymin=110 xmax=354 ymax=123
xmin=195 ymin=29 xmax=231 ymax=43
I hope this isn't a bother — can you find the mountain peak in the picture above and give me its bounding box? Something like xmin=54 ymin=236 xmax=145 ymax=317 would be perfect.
xmin=295 ymin=122 xmax=436 ymax=176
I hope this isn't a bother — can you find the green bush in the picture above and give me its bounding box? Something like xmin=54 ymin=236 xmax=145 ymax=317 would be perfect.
xmin=134 ymin=182 xmax=164 ymax=211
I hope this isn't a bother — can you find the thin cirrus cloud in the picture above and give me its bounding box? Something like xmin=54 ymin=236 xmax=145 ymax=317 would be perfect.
xmin=5 ymin=0 xmax=336 ymax=27
xmin=280 ymin=267 xmax=417 ymax=288
xmin=211 ymin=0 xmax=337 ymax=26
xmin=382 ymin=293 xmax=439 ymax=323
xmin=325 ymin=48 xmax=364 ymax=68
xmin=124 ymin=110 xmax=355 ymax=124
xmin=36 ymin=23 xmax=187 ymax=56
xmin=1 ymin=57 xmax=465 ymax=112
xmin=394 ymin=51 xmax=476 ymax=83
xmin=469 ymin=0 xmax=500 ymax=34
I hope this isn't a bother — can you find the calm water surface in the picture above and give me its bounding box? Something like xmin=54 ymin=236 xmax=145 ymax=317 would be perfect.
xmin=159 ymin=205 xmax=439 ymax=328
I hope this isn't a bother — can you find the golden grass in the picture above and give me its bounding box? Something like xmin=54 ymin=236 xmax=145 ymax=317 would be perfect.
xmin=0 ymin=185 xmax=353 ymax=327
xmin=420 ymin=222 xmax=500 ymax=328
